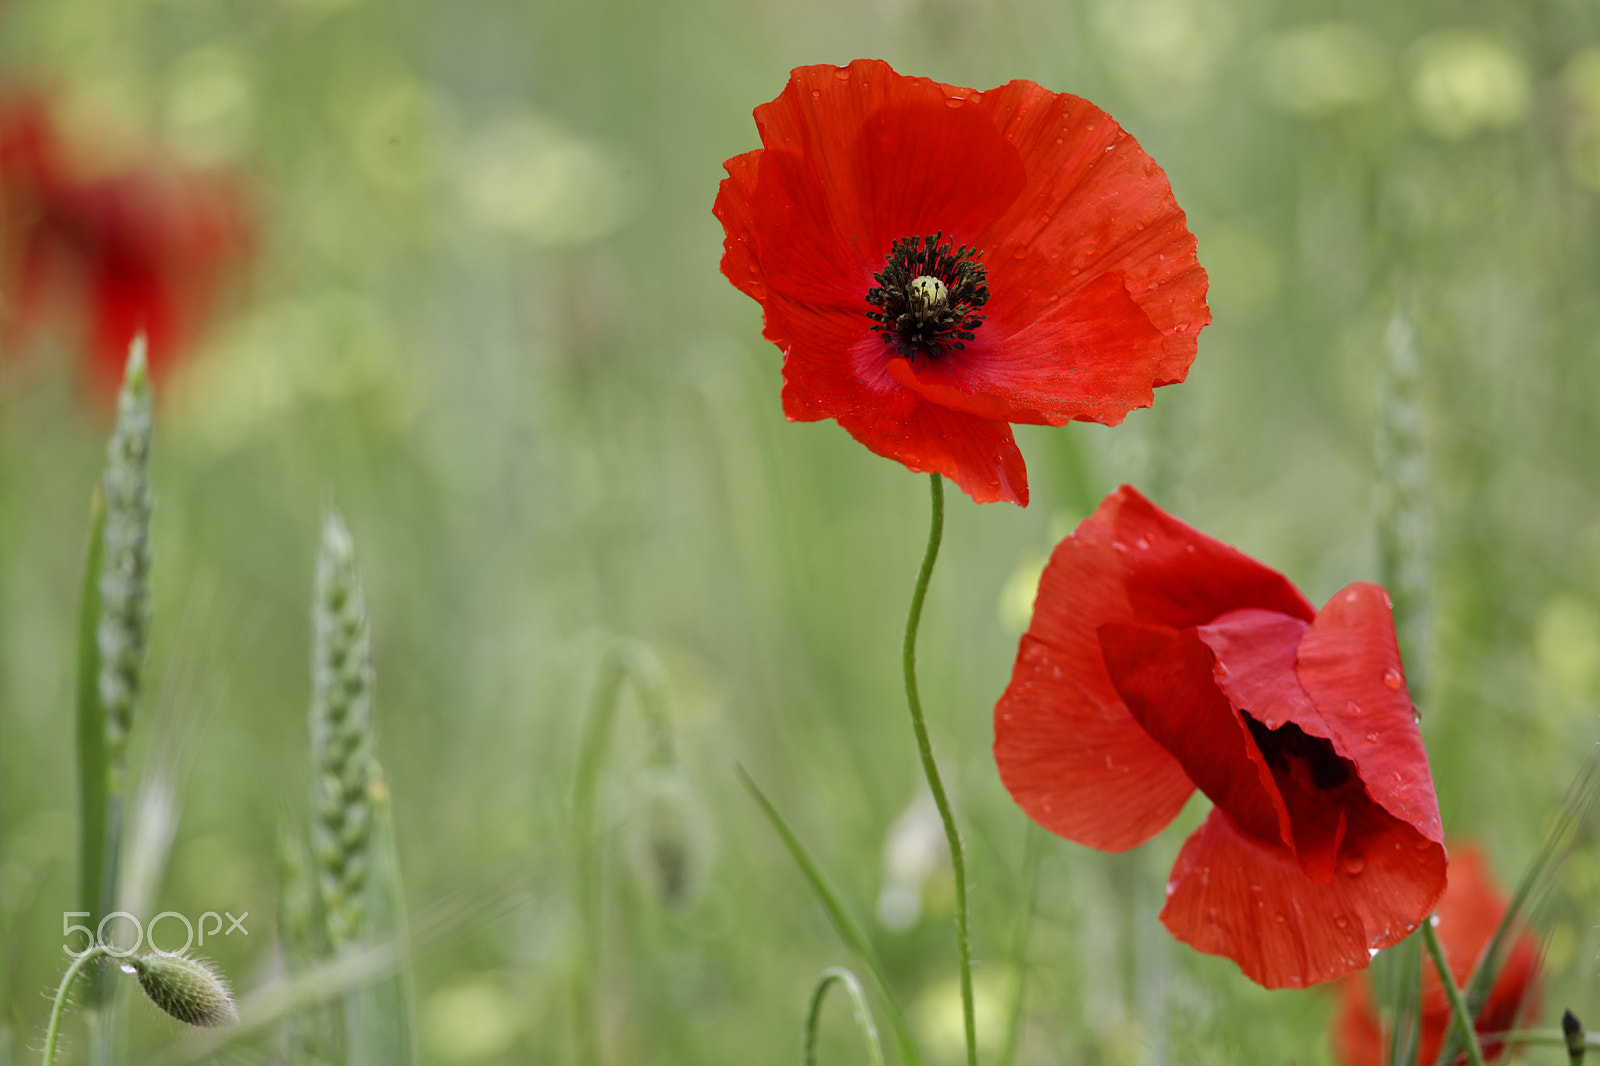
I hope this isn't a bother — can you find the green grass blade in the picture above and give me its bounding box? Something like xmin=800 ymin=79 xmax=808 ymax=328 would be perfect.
xmin=76 ymin=487 xmax=109 ymax=923
xmin=736 ymin=766 xmax=922 ymax=1066
xmin=998 ymin=825 xmax=1043 ymax=1066
xmin=1373 ymin=931 xmax=1421 ymax=1066
xmin=804 ymin=967 xmax=885 ymax=1066
xmin=1432 ymin=747 xmax=1600 ymax=1066
xmin=74 ymin=486 xmax=113 ymax=1008
xmin=346 ymin=763 xmax=416 ymax=1066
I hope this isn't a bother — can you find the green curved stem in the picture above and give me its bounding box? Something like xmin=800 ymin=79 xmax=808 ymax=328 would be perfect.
xmin=902 ymin=474 xmax=976 ymax=1066
xmin=1421 ymin=918 xmax=1487 ymax=1066
xmin=803 ymin=967 xmax=885 ymax=1066
xmin=42 ymin=946 xmax=110 ymax=1066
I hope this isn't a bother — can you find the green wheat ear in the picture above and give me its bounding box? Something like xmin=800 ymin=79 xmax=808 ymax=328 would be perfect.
xmin=123 ymin=954 xmax=238 ymax=1028
xmin=1375 ymin=307 xmax=1431 ymax=704
xmin=78 ymin=336 xmax=155 ymax=1008
xmin=100 ymin=335 xmax=155 ymax=795
xmin=310 ymin=509 xmax=376 ymax=951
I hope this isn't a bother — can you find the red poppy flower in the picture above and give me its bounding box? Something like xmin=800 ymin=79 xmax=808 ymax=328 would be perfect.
xmin=994 ymin=485 xmax=1447 ymax=987
xmin=0 ymin=90 xmax=252 ymax=394
xmin=713 ymin=60 xmax=1210 ymax=506
xmin=1336 ymin=843 xmax=1541 ymax=1066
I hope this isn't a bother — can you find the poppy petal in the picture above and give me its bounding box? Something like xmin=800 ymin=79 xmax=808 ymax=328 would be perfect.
xmin=1297 ymin=582 xmax=1444 ymax=845
xmin=1161 ymin=804 xmax=1447 ymax=988
xmin=995 ymin=490 xmax=1198 ymax=851
xmin=758 ymin=292 xmax=1028 ymax=504
xmin=823 ymin=379 xmax=1030 ymax=506
xmin=1098 ymin=620 xmax=1289 ymax=847
xmin=884 ymin=272 xmax=1171 ymax=426
xmin=1105 ymin=486 xmax=1316 ymax=628
xmin=1335 ymin=843 xmax=1541 ymax=1066
xmin=713 ymin=150 xmax=767 ymax=302
xmin=973 ymin=79 xmax=1210 ymax=384
xmin=1197 ymin=608 xmax=1318 ymax=724
xmin=1197 ymin=607 xmax=1362 ymax=882
xmin=751 ymin=62 xmax=1020 ymax=257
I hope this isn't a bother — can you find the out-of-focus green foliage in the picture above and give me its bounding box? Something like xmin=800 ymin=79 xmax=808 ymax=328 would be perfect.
xmin=3 ymin=0 xmax=1599 ymax=1062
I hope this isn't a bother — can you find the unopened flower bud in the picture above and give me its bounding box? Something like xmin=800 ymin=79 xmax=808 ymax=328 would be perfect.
xmin=626 ymin=770 xmax=712 ymax=909
xmin=123 ymin=953 xmax=238 ymax=1027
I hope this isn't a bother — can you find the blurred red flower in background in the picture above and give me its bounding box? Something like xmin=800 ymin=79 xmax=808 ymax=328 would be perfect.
xmin=1336 ymin=843 xmax=1541 ymax=1066
xmin=0 ymin=90 xmax=252 ymax=393
xmin=714 ymin=60 xmax=1210 ymax=506
xmin=994 ymin=486 xmax=1447 ymax=988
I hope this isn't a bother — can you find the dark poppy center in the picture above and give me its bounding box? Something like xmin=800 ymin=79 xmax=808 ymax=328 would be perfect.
xmin=865 ymin=232 xmax=989 ymax=359
xmin=1243 ymin=714 xmax=1351 ymax=792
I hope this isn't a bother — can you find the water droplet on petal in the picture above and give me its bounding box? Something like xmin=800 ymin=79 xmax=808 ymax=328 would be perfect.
xmin=1274 ymin=912 xmax=1287 ymax=924
xmin=1346 ymin=701 xmax=1362 ymax=715
xmin=1341 ymin=854 xmax=1366 ymax=875
xmin=1334 ymin=914 xmax=1351 ymax=930
xmin=1136 ymin=537 xmax=1150 ymax=550
xmin=1112 ymin=541 xmax=1129 ymax=553
xmin=1429 ymin=914 xmax=1440 ymax=927
xmin=1383 ymin=668 xmax=1403 ymax=690
xmin=1368 ymin=947 xmax=1381 ymax=959
xmin=1365 ymin=731 xmax=1379 ymax=744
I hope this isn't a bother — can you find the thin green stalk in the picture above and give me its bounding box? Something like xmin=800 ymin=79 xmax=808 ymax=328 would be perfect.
xmin=1420 ymin=918 xmax=1486 ymax=1066
xmin=804 ymin=967 xmax=885 ymax=1066
xmin=998 ymin=826 xmax=1043 ymax=1066
xmin=901 ymin=474 xmax=975 ymax=1066
xmin=42 ymin=946 xmax=110 ymax=1066
xmin=738 ymin=768 xmax=921 ymax=1066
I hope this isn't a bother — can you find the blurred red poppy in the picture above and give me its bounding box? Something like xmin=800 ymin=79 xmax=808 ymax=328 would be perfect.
xmin=1336 ymin=844 xmax=1541 ymax=1066
xmin=0 ymin=90 xmax=252 ymax=393
xmin=994 ymin=486 xmax=1447 ymax=987
xmin=713 ymin=60 xmax=1209 ymax=506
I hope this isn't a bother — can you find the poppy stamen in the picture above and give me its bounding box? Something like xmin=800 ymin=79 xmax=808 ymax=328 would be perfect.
xmin=865 ymin=232 xmax=989 ymax=358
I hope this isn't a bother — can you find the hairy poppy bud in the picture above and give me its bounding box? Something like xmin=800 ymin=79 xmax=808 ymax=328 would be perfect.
xmin=123 ymin=953 xmax=238 ymax=1027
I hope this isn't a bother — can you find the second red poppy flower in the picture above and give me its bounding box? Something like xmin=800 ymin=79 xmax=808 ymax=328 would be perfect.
xmin=994 ymin=486 xmax=1447 ymax=988
xmin=714 ymin=60 xmax=1210 ymax=506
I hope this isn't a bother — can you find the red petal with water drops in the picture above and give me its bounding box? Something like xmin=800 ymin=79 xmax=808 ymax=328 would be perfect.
xmin=1161 ymin=802 xmax=1446 ymax=989
xmin=1334 ymin=843 xmax=1540 ymax=1066
xmin=1297 ymin=582 xmax=1443 ymax=846
xmin=994 ymin=489 xmax=1197 ymax=849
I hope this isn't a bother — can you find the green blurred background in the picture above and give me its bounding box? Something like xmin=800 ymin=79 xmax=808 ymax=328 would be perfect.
xmin=3 ymin=0 xmax=1600 ymax=1061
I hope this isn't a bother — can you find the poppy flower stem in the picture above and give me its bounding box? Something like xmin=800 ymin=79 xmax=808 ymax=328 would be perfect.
xmin=1420 ymin=917 xmax=1488 ymax=1066
xmin=901 ymin=473 xmax=978 ymax=1066
xmin=42 ymin=945 xmax=110 ymax=1066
